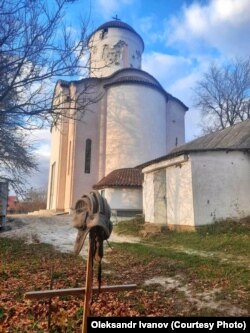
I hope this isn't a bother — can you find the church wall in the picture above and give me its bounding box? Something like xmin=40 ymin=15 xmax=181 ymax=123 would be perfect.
xmin=89 ymin=28 xmax=143 ymax=78
xmin=47 ymin=125 xmax=60 ymax=210
xmin=63 ymin=117 xmax=75 ymax=211
xmin=47 ymin=121 xmax=69 ymax=211
xmin=191 ymin=151 xmax=250 ymax=225
xmin=47 ymin=85 xmax=70 ymax=211
xmin=105 ymin=84 xmax=168 ymax=174
xmin=68 ymin=88 xmax=102 ymax=210
xmin=104 ymin=187 xmax=142 ymax=211
xmin=166 ymin=99 xmax=186 ymax=152
xmin=98 ymin=87 xmax=108 ymax=181
xmin=56 ymin=119 xmax=69 ymax=210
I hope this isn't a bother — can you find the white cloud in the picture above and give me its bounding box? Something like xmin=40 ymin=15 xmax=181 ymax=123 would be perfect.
xmin=137 ymin=15 xmax=164 ymax=44
xmin=142 ymin=51 xmax=214 ymax=141
xmin=28 ymin=128 xmax=51 ymax=189
xmin=30 ymin=128 xmax=51 ymax=155
xmin=166 ymin=0 xmax=250 ymax=57
xmin=142 ymin=52 xmax=193 ymax=88
xmin=29 ymin=156 xmax=50 ymax=190
xmin=138 ymin=16 xmax=154 ymax=34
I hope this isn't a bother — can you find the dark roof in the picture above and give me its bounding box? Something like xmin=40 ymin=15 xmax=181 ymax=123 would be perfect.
xmin=139 ymin=120 xmax=250 ymax=168
xmin=103 ymin=74 xmax=168 ymax=99
xmin=57 ymin=69 xmax=188 ymax=111
xmin=96 ymin=20 xmax=137 ymax=33
xmin=88 ymin=20 xmax=144 ymax=50
xmin=103 ymin=69 xmax=188 ymax=110
xmin=173 ymin=119 xmax=250 ymax=152
xmin=105 ymin=75 xmax=159 ymax=86
xmin=93 ymin=168 xmax=143 ymax=189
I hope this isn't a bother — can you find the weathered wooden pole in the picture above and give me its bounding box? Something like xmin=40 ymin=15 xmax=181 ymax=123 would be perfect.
xmin=25 ymin=284 xmax=137 ymax=300
xmin=24 ymin=191 xmax=138 ymax=332
xmin=82 ymin=234 xmax=94 ymax=333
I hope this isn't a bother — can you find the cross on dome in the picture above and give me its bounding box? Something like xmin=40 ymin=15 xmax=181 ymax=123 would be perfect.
xmin=112 ymin=14 xmax=121 ymax=21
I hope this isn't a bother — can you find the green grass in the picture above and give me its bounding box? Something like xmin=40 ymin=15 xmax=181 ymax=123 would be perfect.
xmin=148 ymin=221 xmax=250 ymax=256
xmin=115 ymin=218 xmax=250 ymax=256
xmin=114 ymin=216 xmax=144 ymax=236
xmin=110 ymin=218 xmax=250 ymax=293
xmin=111 ymin=242 xmax=249 ymax=287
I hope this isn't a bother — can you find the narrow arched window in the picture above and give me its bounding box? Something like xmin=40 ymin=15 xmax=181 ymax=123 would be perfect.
xmin=85 ymin=139 xmax=91 ymax=173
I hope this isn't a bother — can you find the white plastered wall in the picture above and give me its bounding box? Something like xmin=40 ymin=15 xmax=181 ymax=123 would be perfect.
xmin=68 ymin=82 xmax=103 ymax=210
xmin=143 ymin=155 xmax=195 ymax=227
xmin=47 ymin=124 xmax=60 ymax=210
xmin=166 ymin=157 xmax=194 ymax=227
xmin=191 ymin=151 xmax=250 ymax=225
xmin=47 ymin=85 xmax=69 ymax=211
xmin=105 ymin=84 xmax=168 ymax=174
xmin=104 ymin=188 xmax=142 ymax=211
xmin=166 ymin=99 xmax=186 ymax=151
xmin=143 ymin=172 xmax=154 ymax=222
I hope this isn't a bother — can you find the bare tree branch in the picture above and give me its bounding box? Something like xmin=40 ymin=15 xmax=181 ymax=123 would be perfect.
xmin=0 ymin=0 xmax=91 ymax=193
xmin=194 ymin=58 xmax=250 ymax=133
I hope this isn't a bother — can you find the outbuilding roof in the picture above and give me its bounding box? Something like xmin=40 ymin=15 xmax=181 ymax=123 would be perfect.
xmin=173 ymin=119 xmax=250 ymax=152
xmin=93 ymin=168 xmax=143 ymax=189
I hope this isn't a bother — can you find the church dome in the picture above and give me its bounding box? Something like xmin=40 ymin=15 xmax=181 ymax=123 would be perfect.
xmin=96 ymin=20 xmax=136 ymax=33
xmin=88 ymin=20 xmax=144 ymax=78
xmin=88 ymin=20 xmax=144 ymax=47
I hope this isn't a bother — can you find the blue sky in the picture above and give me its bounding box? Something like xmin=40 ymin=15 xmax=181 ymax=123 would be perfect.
xmin=30 ymin=0 xmax=250 ymax=189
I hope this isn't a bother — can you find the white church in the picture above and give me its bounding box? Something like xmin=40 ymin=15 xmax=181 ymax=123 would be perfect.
xmin=47 ymin=20 xmax=188 ymax=216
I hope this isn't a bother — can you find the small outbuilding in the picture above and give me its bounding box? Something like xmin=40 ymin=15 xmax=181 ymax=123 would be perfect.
xmin=93 ymin=168 xmax=143 ymax=219
xmin=142 ymin=120 xmax=250 ymax=230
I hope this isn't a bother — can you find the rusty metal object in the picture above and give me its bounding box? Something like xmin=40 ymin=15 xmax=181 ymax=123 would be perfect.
xmin=72 ymin=191 xmax=113 ymax=333
xmin=73 ymin=190 xmax=112 ymax=255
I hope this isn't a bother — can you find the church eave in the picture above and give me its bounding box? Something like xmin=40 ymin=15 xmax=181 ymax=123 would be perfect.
xmin=56 ymin=70 xmax=188 ymax=111
xmin=102 ymin=67 xmax=162 ymax=86
xmin=58 ymin=77 xmax=100 ymax=87
xmin=168 ymin=94 xmax=189 ymax=111
xmin=103 ymin=79 xmax=170 ymax=101
xmin=102 ymin=68 xmax=188 ymax=111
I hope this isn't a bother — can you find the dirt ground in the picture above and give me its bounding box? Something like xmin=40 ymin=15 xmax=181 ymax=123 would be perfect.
xmin=1 ymin=214 xmax=249 ymax=317
xmin=0 ymin=214 xmax=139 ymax=256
